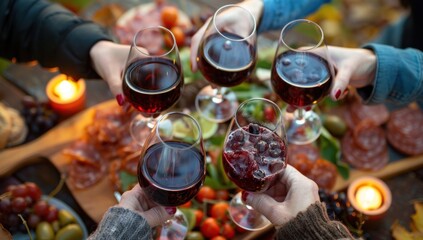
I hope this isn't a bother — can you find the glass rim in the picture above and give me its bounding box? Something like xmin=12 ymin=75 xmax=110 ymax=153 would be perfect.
xmin=132 ymin=25 xmax=177 ymax=57
xmin=156 ymin=112 xmax=203 ymax=149
xmin=280 ymin=19 xmax=324 ymax=52
xmin=213 ymin=4 xmax=257 ymax=42
xmin=234 ymin=97 xmax=283 ymax=135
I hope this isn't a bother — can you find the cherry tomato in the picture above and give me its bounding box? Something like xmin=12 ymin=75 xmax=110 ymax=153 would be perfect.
xmin=196 ymin=186 xmax=216 ymax=203
xmin=215 ymin=190 xmax=229 ymax=201
xmin=200 ymin=217 xmax=220 ymax=239
xmin=161 ymin=6 xmax=179 ymax=29
xmin=179 ymin=200 xmax=192 ymax=208
xmin=194 ymin=209 xmax=204 ymax=227
xmin=171 ymin=26 xmax=185 ymax=47
xmin=221 ymin=223 xmax=235 ymax=239
xmin=264 ymin=106 xmax=276 ymax=122
xmin=210 ymin=201 xmax=229 ymax=221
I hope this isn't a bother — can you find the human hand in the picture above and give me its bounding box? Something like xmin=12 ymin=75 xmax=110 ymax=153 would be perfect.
xmin=190 ymin=0 xmax=263 ymax=72
xmin=118 ymin=184 xmax=176 ymax=227
xmin=326 ymin=46 xmax=377 ymax=101
xmin=89 ymin=40 xmax=131 ymax=109
xmin=242 ymin=165 xmax=320 ymax=228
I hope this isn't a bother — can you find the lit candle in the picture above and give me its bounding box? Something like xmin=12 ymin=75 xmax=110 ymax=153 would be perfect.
xmin=347 ymin=176 xmax=392 ymax=219
xmin=355 ymin=185 xmax=383 ymax=211
xmin=46 ymin=74 xmax=86 ymax=116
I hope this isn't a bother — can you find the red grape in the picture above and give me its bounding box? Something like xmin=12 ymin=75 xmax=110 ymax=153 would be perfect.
xmin=11 ymin=184 xmax=28 ymax=198
xmin=44 ymin=205 xmax=58 ymax=222
xmin=27 ymin=213 xmax=41 ymax=229
xmin=33 ymin=200 xmax=49 ymax=217
xmin=0 ymin=198 xmax=12 ymax=214
xmin=25 ymin=182 xmax=42 ymax=201
xmin=11 ymin=197 xmax=27 ymax=213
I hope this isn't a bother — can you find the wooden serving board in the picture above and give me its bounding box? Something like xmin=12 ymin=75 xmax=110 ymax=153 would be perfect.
xmin=1 ymin=100 xmax=423 ymax=226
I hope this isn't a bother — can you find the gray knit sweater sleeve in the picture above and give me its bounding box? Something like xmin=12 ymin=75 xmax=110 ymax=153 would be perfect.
xmin=88 ymin=207 xmax=153 ymax=240
xmin=276 ymin=202 xmax=354 ymax=240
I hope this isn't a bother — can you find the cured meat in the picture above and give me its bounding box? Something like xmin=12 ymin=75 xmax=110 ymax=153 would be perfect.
xmin=341 ymin=121 xmax=388 ymax=171
xmin=307 ymin=159 xmax=337 ymax=191
xmin=386 ymin=106 xmax=423 ymax=155
xmin=287 ymin=143 xmax=319 ymax=175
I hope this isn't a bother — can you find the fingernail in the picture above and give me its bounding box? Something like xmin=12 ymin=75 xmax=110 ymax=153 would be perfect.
xmin=116 ymin=94 xmax=125 ymax=106
xmin=335 ymin=89 xmax=341 ymax=99
xmin=241 ymin=191 xmax=249 ymax=203
xmin=165 ymin=207 xmax=177 ymax=215
xmin=305 ymin=106 xmax=312 ymax=111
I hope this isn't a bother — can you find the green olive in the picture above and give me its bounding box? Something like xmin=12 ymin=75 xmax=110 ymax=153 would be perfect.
xmin=58 ymin=209 xmax=77 ymax=227
xmin=323 ymin=114 xmax=347 ymax=137
xmin=54 ymin=223 xmax=83 ymax=240
xmin=36 ymin=221 xmax=55 ymax=240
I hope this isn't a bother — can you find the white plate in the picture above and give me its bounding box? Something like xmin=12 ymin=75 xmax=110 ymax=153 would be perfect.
xmin=13 ymin=196 xmax=89 ymax=240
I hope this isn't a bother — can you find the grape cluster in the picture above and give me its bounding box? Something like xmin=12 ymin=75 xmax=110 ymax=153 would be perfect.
xmin=21 ymin=96 xmax=59 ymax=142
xmin=0 ymin=182 xmax=58 ymax=233
xmin=319 ymin=189 xmax=370 ymax=239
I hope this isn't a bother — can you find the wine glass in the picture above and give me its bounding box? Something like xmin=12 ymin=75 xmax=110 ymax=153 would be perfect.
xmin=123 ymin=26 xmax=184 ymax=146
xmin=270 ymin=19 xmax=334 ymax=145
xmin=195 ymin=4 xmax=257 ymax=123
xmin=222 ymin=98 xmax=287 ymax=231
xmin=138 ymin=112 xmax=206 ymax=239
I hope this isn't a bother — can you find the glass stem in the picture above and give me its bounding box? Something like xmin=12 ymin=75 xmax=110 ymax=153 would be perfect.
xmin=212 ymin=87 xmax=225 ymax=104
xmin=294 ymin=108 xmax=306 ymax=123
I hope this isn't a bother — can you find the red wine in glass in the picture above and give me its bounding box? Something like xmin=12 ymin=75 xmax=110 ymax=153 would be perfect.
xmin=223 ymin=124 xmax=287 ymax=193
xmin=123 ymin=58 xmax=183 ymax=117
xmin=138 ymin=141 xmax=206 ymax=207
xmin=198 ymin=31 xmax=256 ymax=87
xmin=271 ymin=51 xmax=332 ymax=108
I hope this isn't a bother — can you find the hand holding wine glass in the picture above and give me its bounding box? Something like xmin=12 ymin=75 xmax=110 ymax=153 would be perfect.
xmin=123 ymin=26 xmax=184 ymax=146
xmin=271 ymin=19 xmax=335 ymax=144
xmin=137 ymin=112 xmax=206 ymax=239
xmin=222 ymin=98 xmax=287 ymax=231
xmin=194 ymin=4 xmax=257 ymax=123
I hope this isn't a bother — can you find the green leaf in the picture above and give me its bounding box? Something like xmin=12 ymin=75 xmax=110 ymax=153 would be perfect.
xmin=317 ymin=127 xmax=350 ymax=179
xmin=231 ymin=82 xmax=269 ymax=102
xmin=179 ymin=208 xmax=196 ymax=231
xmin=119 ymin=171 xmax=138 ymax=191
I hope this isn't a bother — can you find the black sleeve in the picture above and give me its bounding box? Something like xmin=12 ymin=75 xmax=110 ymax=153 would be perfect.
xmin=0 ymin=0 xmax=113 ymax=79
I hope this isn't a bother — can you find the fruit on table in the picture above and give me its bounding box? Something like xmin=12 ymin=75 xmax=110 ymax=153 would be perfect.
xmin=36 ymin=221 xmax=55 ymax=240
xmin=55 ymin=223 xmax=83 ymax=240
xmin=58 ymin=209 xmax=77 ymax=227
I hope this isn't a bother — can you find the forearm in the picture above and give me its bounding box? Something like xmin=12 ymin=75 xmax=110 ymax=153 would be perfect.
xmin=275 ymin=202 xmax=353 ymax=240
xmin=359 ymin=43 xmax=423 ymax=105
xmin=0 ymin=0 xmax=112 ymax=79
xmin=258 ymin=0 xmax=330 ymax=33
xmin=88 ymin=207 xmax=153 ymax=240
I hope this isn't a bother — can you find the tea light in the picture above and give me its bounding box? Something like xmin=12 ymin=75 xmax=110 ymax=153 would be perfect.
xmin=46 ymin=74 xmax=86 ymax=116
xmin=347 ymin=176 xmax=392 ymax=219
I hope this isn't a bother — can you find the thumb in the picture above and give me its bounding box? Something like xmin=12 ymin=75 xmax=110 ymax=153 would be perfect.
xmin=244 ymin=192 xmax=279 ymax=221
xmin=140 ymin=206 xmax=174 ymax=227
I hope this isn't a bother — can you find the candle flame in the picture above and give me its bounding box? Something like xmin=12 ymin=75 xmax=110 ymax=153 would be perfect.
xmin=355 ymin=185 xmax=383 ymax=211
xmin=53 ymin=79 xmax=78 ymax=101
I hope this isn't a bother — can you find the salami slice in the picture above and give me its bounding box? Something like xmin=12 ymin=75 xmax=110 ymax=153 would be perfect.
xmin=349 ymin=101 xmax=389 ymax=127
xmin=307 ymin=159 xmax=337 ymax=191
xmin=341 ymin=121 xmax=389 ymax=171
xmin=386 ymin=106 xmax=423 ymax=155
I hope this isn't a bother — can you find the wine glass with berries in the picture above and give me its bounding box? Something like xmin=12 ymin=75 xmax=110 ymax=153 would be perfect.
xmin=195 ymin=4 xmax=257 ymax=123
xmin=138 ymin=112 xmax=206 ymax=239
xmin=271 ymin=19 xmax=334 ymax=144
xmin=222 ymin=98 xmax=287 ymax=231
xmin=123 ymin=26 xmax=184 ymax=146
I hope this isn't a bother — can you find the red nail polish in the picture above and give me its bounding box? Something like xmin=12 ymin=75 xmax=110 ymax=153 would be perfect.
xmin=335 ymin=89 xmax=341 ymax=99
xmin=165 ymin=207 xmax=176 ymax=215
xmin=241 ymin=191 xmax=249 ymax=203
xmin=116 ymin=94 xmax=125 ymax=106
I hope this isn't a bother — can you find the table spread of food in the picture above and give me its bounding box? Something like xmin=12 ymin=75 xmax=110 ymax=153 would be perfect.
xmin=1 ymin=0 xmax=423 ymax=240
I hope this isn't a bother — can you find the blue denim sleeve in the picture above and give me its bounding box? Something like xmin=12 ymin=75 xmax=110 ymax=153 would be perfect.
xmin=360 ymin=43 xmax=423 ymax=105
xmin=258 ymin=0 xmax=330 ymax=33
